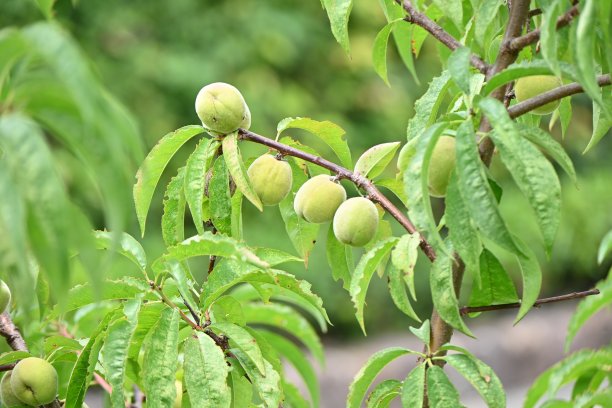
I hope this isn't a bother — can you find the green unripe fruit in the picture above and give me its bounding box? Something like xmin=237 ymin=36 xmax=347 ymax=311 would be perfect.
xmin=0 ymin=280 xmax=10 ymax=313
xmin=195 ymin=82 xmax=251 ymax=134
xmin=11 ymin=357 xmax=58 ymax=406
xmin=333 ymin=197 xmax=379 ymax=247
xmin=1 ymin=372 xmax=29 ymax=408
xmin=514 ymin=75 xmax=563 ymax=115
xmin=428 ymin=136 xmax=456 ymax=197
xmin=247 ymin=154 xmax=293 ymax=206
xmin=294 ymin=175 xmax=346 ymax=223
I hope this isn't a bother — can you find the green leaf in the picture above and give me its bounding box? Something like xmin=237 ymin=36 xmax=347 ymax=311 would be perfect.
xmin=482 ymin=98 xmax=561 ymax=253
xmin=260 ymin=331 xmax=320 ymax=407
xmin=184 ymin=138 xmax=218 ymax=235
xmin=445 ymin=175 xmax=482 ymax=286
xmin=0 ymin=351 xmax=32 ymax=366
xmin=326 ymin=224 xmax=354 ymax=290
xmin=448 ymin=47 xmax=472 ymax=94
xmin=210 ymin=322 xmax=265 ymax=375
xmin=350 ymin=237 xmax=400 ymax=334
xmin=222 ymin=131 xmax=263 ymax=211
xmin=431 ymin=0 xmax=463 ymax=30
xmin=165 ymin=260 xmax=198 ymax=312
xmin=161 ymin=166 xmax=187 ymax=246
xmin=127 ymin=303 xmax=166 ymax=367
xmin=283 ymin=381 xmax=310 ymax=408
xmin=253 ymin=247 xmax=303 ymax=267
xmin=355 ymin=142 xmax=401 ymax=179
xmin=242 ymin=302 xmax=324 ymax=364
xmin=231 ymin=190 xmax=244 ymax=239
xmin=134 ymin=125 xmax=204 ymax=235
xmin=514 ymin=239 xmax=542 ymax=324
xmin=475 ymin=0 xmax=502 ymax=49
xmin=445 ymin=354 xmax=506 ymax=407
xmin=406 ymin=71 xmax=451 ymax=141
xmin=143 ymin=308 xmax=180 ymax=408
xmin=209 ymin=156 xmax=232 ymax=235
xmin=376 ymin=177 xmax=408 ymax=204
xmin=366 ymin=379 xmax=401 ymax=408
xmin=378 ymin=0 xmax=419 ymax=82
xmin=584 ymin=88 xmax=612 ymax=153
xmin=234 ymin=350 xmax=282 ymax=408
xmin=210 ymin=295 xmax=245 ymax=326
xmin=524 ymin=349 xmax=612 ymax=408
xmin=371 ymin=20 xmax=403 ymax=86
xmin=430 ymin=251 xmax=474 ymax=337
xmin=184 ymin=331 xmax=231 ymax=408
xmin=409 ymin=320 xmax=430 ymax=347
xmin=34 ymin=0 xmax=56 ymax=18
xmin=322 ymin=0 xmax=353 ymax=54
xmin=0 ymin=161 xmax=28 ymax=278
xmin=454 ymin=119 xmax=521 ymax=256
xmin=156 ymin=231 xmax=269 ymax=271
xmin=597 ymin=230 xmax=612 ymax=264
xmin=391 ymin=233 xmax=420 ymax=300
xmin=229 ymin=365 xmax=252 ymax=408
xmin=277 ymin=117 xmax=352 ymax=168
xmin=93 ymin=230 xmax=147 ymax=273
xmin=469 ymin=249 xmax=518 ymax=308
xmin=279 ymin=160 xmax=320 ymax=265
xmin=482 ymin=60 xmax=576 ymax=95
xmin=403 ymin=123 xmax=448 ymax=253
xmin=519 ymin=125 xmax=577 ymax=184
xmin=388 ymin=264 xmax=420 ymax=322
xmin=347 ymin=347 xmax=416 ymax=408
xmin=565 ymin=273 xmax=612 ymax=350
xmin=401 ymin=364 xmax=426 ymax=408
xmin=103 ymin=317 xmax=136 ymax=408
xmin=427 ymin=365 xmax=464 ymax=408
xmin=558 ymin=97 xmax=572 ymax=139
xmin=540 ymin=0 xmax=565 ymax=77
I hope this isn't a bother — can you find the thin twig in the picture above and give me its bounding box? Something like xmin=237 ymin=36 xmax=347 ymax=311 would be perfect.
xmin=0 ymin=363 xmax=15 ymax=371
xmin=509 ymin=4 xmax=580 ymax=52
xmin=238 ymin=128 xmax=438 ymax=262
xmin=394 ymin=0 xmax=488 ymax=74
xmin=460 ymin=288 xmax=600 ymax=316
xmin=0 ymin=313 xmax=28 ymax=352
xmin=508 ymin=74 xmax=612 ymax=118
xmin=208 ymin=227 xmax=218 ymax=274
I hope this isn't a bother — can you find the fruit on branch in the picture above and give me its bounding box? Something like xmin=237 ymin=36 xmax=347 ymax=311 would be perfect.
xmin=428 ymin=136 xmax=456 ymax=197
xmin=514 ymin=75 xmax=563 ymax=115
xmin=1 ymin=372 xmax=29 ymax=408
xmin=0 ymin=280 xmax=10 ymax=313
xmin=294 ymin=174 xmax=346 ymax=223
xmin=247 ymin=154 xmax=293 ymax=206
xmin=11 ymin=357 xmax=58 ymax=405
xmin=333 ymin=197 xmax=379 ymax=247
xmin=195 ymin=82 xmax=251 ymax=134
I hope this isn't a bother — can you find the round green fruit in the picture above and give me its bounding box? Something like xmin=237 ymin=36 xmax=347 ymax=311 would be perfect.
xmin=195 ymin=82 xmax=251 ymax=134
xmin=294 ymin=174 xmax=346 ymax=223
xmin=0 ymin=280 xmax=10 ymax=314
xmin=428 ymin=136 xmax=456 ymax=197
xmin=247 ymin=154 xmax=293 ymax=206
xmin=333 ymin=197 xmax=379 ymax=247
xmin=11 ymin=357 xmax=58 ymax=406
xmin=1 ymin=372 xmax=29 ymax=408
xmin=514 ymin=75 xmax=563 ymax=115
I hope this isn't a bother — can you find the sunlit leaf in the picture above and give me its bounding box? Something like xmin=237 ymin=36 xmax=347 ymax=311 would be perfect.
xmin=93 ymin=230 xmax=147 ymax=273
xmin=222 ymin=131 xmax=263 ymax=211
xmin=322 ymin=0 xmax=353 ymax=54
xmin=469 ymin=249 xmax=518 ymax=308
xmin=366 ymin=379 xmax=401 ymax=408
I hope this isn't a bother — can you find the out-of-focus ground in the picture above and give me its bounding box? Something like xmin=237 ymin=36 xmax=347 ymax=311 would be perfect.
xmin=85 ymin=303 xmax=611 ymax=407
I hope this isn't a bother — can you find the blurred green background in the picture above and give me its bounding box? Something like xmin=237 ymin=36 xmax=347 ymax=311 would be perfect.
xmin=2 ymin=0 xmax=611 ymax=339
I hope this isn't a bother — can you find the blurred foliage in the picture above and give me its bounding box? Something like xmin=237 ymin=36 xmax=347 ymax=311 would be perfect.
xmin=1 ymin=0 xmax=609 ymax=338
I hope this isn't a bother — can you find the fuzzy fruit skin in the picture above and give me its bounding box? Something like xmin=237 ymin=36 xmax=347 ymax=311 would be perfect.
xmin=294 ymin=175 xmax=346 ymax=223
xmin=11 ymin=358 xmax=58 ymax=405
xmin=195 ymin=82 xmax=250 ymax=134
xmin=1 ymin=372 xmax=29 ymax=408
xmin=0 ymin=280 xmax=10 ymax=313
xmin=333 ymin=197 xmax=379 ymax=247
xmin=247 ymin=154 xmax=293 ymax=206
xmin=428 ymin=136 xmax=456 ymax=197
xmin=514 ymin=75 xmax=563 ymax=115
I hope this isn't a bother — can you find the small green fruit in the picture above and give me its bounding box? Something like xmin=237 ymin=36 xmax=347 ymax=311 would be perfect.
xmin=11 ymin=357 xmax=58 ymax=406
xmin=294 ymin=174 xmax=346 ymax=223
xmin=195 ymin=82 xmax=251 ymax=134
xmin=1 ymin=372 xmax=28 ymax=408
xmin=333 ymin=197 xmax=379 ymax=247
xmin=428 ymin=136 xmax=456 ymax=197
xmin=0 ymin=280 xmax=10 ymax=313
xmin=247 ymin=154 xmax=293 ymax=206
xmin=514 ymin=75 xmax=563 ymax=115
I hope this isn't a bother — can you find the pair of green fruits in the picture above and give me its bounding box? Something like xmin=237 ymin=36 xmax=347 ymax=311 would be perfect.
xmin=248 ymin=156 xmax=379 ymax=247
xmin=1 ymin=358 xmax=58 ymax=407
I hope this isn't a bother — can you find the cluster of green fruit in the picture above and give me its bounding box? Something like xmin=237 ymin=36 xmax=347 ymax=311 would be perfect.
xmin=195 ymin=83 xmax=379 ymax=247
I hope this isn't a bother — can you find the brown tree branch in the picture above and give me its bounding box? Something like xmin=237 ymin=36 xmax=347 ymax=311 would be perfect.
xmin=460 ymin=288 xmax=600 ymax=316
xmin=509 ymin=4 xmax=580 ymax=52
xmin=238 ymin=128 xmax=438 ymax=262
xmin=394 ymin=0 xmax=488 ymax=74
xmin=508 ymin=74 xmax=611 ymax=118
